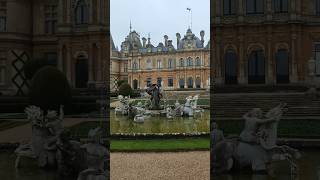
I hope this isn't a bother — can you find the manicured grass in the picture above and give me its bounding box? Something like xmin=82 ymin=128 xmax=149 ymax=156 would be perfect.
xmin=218 ymin=119 xmax=320 ymax=138
xmin=110 ymin=138 xmax=210 ymax=152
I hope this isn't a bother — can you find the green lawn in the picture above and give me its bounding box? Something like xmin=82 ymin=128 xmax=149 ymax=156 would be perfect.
xmin=110 ymin=138 xmax=210 ymax=152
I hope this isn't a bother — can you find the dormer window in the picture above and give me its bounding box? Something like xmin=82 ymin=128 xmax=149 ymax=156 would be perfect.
xmin=75 ymin=0 xmax=88 ymax=25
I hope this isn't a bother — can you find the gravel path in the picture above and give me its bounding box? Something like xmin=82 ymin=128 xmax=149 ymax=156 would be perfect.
xmin=111 ymin=151 xmax=209 ymax=180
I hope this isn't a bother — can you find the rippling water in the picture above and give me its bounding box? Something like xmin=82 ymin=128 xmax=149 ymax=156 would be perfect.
xmin=110 ymin=110 xmax=210 ymax=134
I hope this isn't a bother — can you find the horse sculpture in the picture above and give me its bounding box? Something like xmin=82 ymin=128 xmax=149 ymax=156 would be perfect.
xmin=212 ymin=103 xmax=301 ymax=177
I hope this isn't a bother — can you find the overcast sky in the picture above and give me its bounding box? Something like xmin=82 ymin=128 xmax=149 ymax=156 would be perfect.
xmin=110 ymin=0 xmax=210 ymax=49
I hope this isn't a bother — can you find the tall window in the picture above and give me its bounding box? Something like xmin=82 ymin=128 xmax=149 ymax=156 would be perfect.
xmin=124 ymin=63 xmax=128 ymax=72
xmin=75 ymin=0 xmax=89 ymax=25
xmin=315 ymin=44 xmax=320 ymax=75
xmin=196 ymin=57 xmax=201 ymax=66
xmin=168 ymin=59 xmax=173 ymax=69
xmin=187 ymin=57 xmax=193 ymax=66
xmin=180 ymin=58 xmax=184 ymax=67
xmin=224 ymin=0 xmax=236 ymax=15
xmin=146 ymin=59 xmax=152 ymax=69
xmin=168 ymin=77 xmax=173 ymax=87
xmin=146 ymin=78 xmax=152 ymax=87
xmin=273 ymin=0 xmax=288 ymax=13
xmin=45 ymin=5 xmax=57 ymax=34
xmin=0 ymin=50 xmax=5 ymax=85
xmin=132 ymin=61 xmax=138 ymax=70
xmin=246 ymin=0 xmax=264 ymax=14
xmin=157 ymin=60 xmax=161 ymax=69
xmin=316 ymin=0 xmax=320 ymax=15
xmin=157 ymin=77 xmax=162 ymax=87
xmin=0 ymin=1 xmax=7 ymax=32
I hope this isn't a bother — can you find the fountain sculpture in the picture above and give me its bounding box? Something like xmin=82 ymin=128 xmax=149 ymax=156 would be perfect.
xmin=212 ymin=103 xmax=301 ymax=177
xmin=114 ymin=89 xmax=204 ymax=123
xmin=15 ymin=105 xmax=109 ymax=180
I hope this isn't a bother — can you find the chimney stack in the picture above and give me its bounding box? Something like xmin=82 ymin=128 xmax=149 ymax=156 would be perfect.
xmin=200 ymin=30 xmax=205 ymax=47
xmin=142 ymin=37 xmax=147 ymax=48
xmin=176 ymin=33 xmax=181 ymax=48
xmin=164 ymin=35 xmax=168 ymax=47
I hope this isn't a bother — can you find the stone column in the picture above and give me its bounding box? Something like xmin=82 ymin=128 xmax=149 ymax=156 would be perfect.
xmin=88 ymin=44 xmax=93 ymax=81
xmin=66 ymin=45 xmax=72 ymax=84
xmin=238 ymin=32 xmax=246 ymax=84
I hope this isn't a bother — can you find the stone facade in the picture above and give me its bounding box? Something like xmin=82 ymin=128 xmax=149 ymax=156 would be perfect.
xmin=212 ymin=0 xmax=320 ymax=86
xmin=111 ymin=28 xmax=210 ymax=92
xmin=0 ymin=0 xmax=109 ymax=95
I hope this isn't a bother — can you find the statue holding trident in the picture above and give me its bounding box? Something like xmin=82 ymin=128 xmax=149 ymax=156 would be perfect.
xmin=146 ymin=84 xmax=163 ymax=110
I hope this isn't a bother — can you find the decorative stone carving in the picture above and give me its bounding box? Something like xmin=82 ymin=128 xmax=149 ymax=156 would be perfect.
xmin=212 ymin=103 xmax=301 ymax=177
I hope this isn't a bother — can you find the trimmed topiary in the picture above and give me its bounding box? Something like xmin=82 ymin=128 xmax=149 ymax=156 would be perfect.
xmin=24 ymin=58 xmax=51 ymax=80
xmin=29 ymin=66 xmax=72 ymax=112
xmin=118 ymin=83 xmax=133 ymax=97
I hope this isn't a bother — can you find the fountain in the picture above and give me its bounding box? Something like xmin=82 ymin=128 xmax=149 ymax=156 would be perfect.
xmin=14 ymin=105 xmax=109 ymax=180
xmin=114 ymin=86 xmax=205 ymax=123
xmin=211 ymin=103 xmax=301 ymax=178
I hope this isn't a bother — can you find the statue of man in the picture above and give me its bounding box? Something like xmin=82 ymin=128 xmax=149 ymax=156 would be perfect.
xmin=239 ymin=108 xmax=277 ymax=145
xmin=146 ymin=84 xmax=162 ymax=109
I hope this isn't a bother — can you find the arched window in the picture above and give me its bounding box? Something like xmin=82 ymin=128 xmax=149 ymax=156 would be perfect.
xmin=75 ymin=0 xmax=88 ymax=25
xmin=180 ymin=58 xmax=184 ymax=67
xmin=132 ymin=61 xmax=138 ymax=70
xmin=223 ymin=0 xmax=236 ymax=15
xmin=168 ymin=59 xmax=173 ymax=69
xmin=224 ymin=49 xmax=238 ymax=84
xmin=248 ymin=49 xmax=265 ymax=84
xmin=187 ymin=57 xmax=193 ymax=66
xmin=276 ymin=49 xmax=289 ymax=83
xmin=179 ymin=79 xmax=185 ymax=88
xmin=157 ymin=60 xmax=161 ymax=69
xmin=195 ymin=57 xmax=201 ymax=66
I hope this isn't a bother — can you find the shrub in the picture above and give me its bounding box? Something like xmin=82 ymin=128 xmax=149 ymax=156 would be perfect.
xmin=29 ymin=66 xmax=72 ymax=112
xmin=24 ymin=58 xmax=52 ymax=80
xmin=117 ymin=80 xmax=127 ymax=87
xmin=118 ymin=83 xmax=133 ymax=96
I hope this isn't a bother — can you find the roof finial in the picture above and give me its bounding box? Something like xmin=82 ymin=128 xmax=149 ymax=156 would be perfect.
xmin=130 ymin=20 xmax=132 ymax=32
xmin=186 ymin=8 xmax=192 ymax=30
